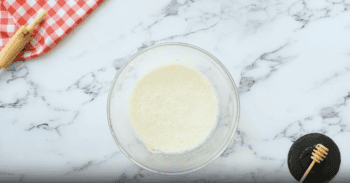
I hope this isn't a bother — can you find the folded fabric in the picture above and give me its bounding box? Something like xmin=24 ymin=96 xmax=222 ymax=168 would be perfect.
xmin=0 ymin=0 xmax=103 ymax=61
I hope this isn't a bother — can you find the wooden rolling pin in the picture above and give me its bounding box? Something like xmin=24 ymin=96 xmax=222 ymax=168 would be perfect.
xmin=0 ymin=9 xmax=47 ymax=69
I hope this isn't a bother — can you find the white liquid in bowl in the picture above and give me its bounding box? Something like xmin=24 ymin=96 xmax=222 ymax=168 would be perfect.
xmin=128 ymin=63 xmax=218 ymax=154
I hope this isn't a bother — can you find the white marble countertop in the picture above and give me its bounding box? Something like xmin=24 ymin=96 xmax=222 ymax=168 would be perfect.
xmin=1 ymin=0 xmax=350 ymax=182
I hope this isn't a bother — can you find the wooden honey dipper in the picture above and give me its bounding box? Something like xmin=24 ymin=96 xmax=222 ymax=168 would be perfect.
xmin=0 ymin=9 xmax=47 ymax=69
xmin=300 ymin=144 xmax=329 ymax=182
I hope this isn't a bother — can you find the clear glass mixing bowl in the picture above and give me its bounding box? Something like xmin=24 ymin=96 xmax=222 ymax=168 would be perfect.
xmin=107 ymin=42 xmax=240 ymax=174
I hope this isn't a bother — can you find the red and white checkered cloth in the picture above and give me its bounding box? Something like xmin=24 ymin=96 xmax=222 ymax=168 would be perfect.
xmin=0 ymin=0 xmax=103 ymax=61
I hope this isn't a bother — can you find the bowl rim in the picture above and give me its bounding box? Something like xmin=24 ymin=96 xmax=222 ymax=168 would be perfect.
xmin=107 ymin=42 xmax=241 ymax=175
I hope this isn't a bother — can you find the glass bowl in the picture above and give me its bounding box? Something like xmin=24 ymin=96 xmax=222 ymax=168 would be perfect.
xmin=107 ymin=42 xmax=240 ymax=174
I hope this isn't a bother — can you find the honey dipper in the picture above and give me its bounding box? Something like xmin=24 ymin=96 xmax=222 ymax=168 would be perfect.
xmin=300 ymin=144 xmax=329 ymax=182
xmin=0 ymin=9 xmax=47 ymax=69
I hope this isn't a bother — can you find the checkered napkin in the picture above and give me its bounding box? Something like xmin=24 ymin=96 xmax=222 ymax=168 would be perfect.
xmin=0 ymin=0 xmax=103 ymax=61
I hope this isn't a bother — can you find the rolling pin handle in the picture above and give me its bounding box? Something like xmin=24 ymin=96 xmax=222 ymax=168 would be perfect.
xmin=0 ymin=9 xmax=46 ymax=69
xmin=27 ymin=9 xmax=47 ymax=33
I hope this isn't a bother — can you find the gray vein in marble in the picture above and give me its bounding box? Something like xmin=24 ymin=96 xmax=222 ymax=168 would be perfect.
xmin=66 ymin=152 xmax=120 ymax=175
xmin=66 ymin=161 xmax=93 ymax=175
xmin=273 ymin=92 xmax=350 ymax=142
xmin=66 ymin=69 xmax=113 ymax=104
xmin=164 ymin=0 xmax=182 ymax=17
xmin=116 ymin=172 xmax=128 ymax=182
xmin=0 ymin=91 xmax=29 ymax=109
xmin=160 ymin=22 xmax=219 ymax=42
xmin=238 ymin=43 xmax=295 ymax=95
xmin=131 ymin=169 xmax=145 ymax=182
xmin=288 ymin=0 xmax=348 ymax=30
xmin=0 ymin=171 xmax=25 ymax=182
xmin=19 ymin=175 xmax=25 ymax=182
xmin=113 ymin=58 xmax=126 ymax=71
xmin=220 ymin=130 xmax=244 ymax=157
xmin=132 ymin=42 xmax=153 ymax=54
xmin=246 ymin=144 xmax=276 ymax=160
xmin=274 ymin=160 xmax=287 ymax=173
xmin=0 ymin=64 xmax=39 ymax=109
xmin=132 ymin=0 xmax=221 ymax=51
xmin=26 ymin=122 xmax=61 ymax=136
xmin=0 ymin=171 xmax=16 ymax=176
xmin=134 ymin=0 xmax=192 ymax=32
xmin=221 ymin=130 xmax=277 ymax=161
xmin=273 ymin=120 xmax=304 ymax=141
xmin=55 ymin=111 xmax=80 ymax=131
xmin=23 ymin=110 xmax=80 ymax=137
xmin=115 ymin=167 xmax=145 ymax=182
xmin=137 ymin=20 xmax=218 ymax=52
xmin=6 ymin=65 xmax=29 ymax=83
xmin=313 ymin=65 xmax=350 ymax=89
xmin=251 ymin=172 xmax=257 ymax=182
